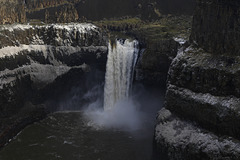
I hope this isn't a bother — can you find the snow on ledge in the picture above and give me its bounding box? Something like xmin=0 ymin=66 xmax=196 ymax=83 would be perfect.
xmin=155 ymin=108 xmax=240 ymax=159
xmin=0 ymin=23 xmax=98 ymax=33
xmin=0 ymin=45 xmax=107 ymax=59
xmin=0 ymin=63 xmax=89 ymax=89
xmin=0 ymin=45 xmax=48 ymax=58
xmin=168 ymin=84 xmax=240 ymax=113
xmin=173 ymin=37 xmax=187 ymax=45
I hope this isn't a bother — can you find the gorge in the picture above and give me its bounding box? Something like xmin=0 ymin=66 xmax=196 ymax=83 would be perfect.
xmin=0 ymin=0 xmax=240 ymax=159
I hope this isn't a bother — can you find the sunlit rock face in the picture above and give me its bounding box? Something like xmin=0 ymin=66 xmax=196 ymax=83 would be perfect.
xmin=0 ymin=23 xmax=108 ymax=147
xmin=154 ymin=0 xmax=240 ymax=159
xmin=0 ymin=0 xmax=26 ymax=24
xmin=0 ymin=0 xmax=196 ymax=24
xmin=0 ymin=0 xmax=80 ymax=24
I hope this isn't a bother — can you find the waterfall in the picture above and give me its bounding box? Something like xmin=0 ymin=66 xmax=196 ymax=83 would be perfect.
xmin=103 ymin=39 xmax=139 ymax=111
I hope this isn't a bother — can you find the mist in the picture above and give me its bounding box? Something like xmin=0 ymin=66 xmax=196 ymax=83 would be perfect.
xmin=83 ymin=98 xmax=144 ymax=131
xmin=82 ymin=83 xmax=165 ymax=133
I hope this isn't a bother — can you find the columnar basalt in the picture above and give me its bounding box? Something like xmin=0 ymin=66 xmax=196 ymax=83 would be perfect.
xmin=155 ymin=0 xmax=240 ymax=159
xmin=190 ymin=0 xmax=240 ymax=55
xmin=0 ymin=23 xmax=108 ymax=148
xmin=0 ymin=0 xmax=196 ymax=24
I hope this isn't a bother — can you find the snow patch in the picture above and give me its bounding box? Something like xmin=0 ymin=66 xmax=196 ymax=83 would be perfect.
xmin=0 ymin=45 xmax=48 ymax=58
xmin=0 ymin=23 xmax=98 ymax=34
xmin=155 ymin=108 xmax=240 ymax=158
xmin=0 ymin=44 xmax=106 ymax=59
xmin=0 ymin=63 xmax=88 ymax=89
xmin=168 ymin=84 xmax=240 ymax=113
xmin=174 ymin=37 xmax=187 ymax=45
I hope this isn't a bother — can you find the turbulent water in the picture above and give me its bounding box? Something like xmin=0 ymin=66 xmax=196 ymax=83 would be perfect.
xmin=0 ymin=38 xmax=165 ymax=160
xmin=0 ymin=112 xmax=153 ymax=160
xmin=103 ymin=39 xmax=139 ymax=111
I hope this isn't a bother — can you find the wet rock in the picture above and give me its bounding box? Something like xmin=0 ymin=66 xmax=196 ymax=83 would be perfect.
xmin=132 ymin=16 xmax=192 ymax=87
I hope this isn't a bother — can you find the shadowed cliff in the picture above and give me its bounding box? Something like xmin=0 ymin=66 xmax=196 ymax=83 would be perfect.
xmin=0 ymin=0 xmax=196 ymax=24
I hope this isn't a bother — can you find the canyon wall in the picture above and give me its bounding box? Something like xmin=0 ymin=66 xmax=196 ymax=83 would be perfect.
xmin=131 ymin=16 xmax=192 ymax=88
xmin=154 ymin=0 xmax=240 ymax=159
xmin=190 ymin=0 xmax=240 ymax=55
xmin=0 ymin=0 xmax=196 ymax=24
xmin=0 ymin=0 xmax=26 ymax=24
xmin=0 ymin=24 xmax=108 ymax=147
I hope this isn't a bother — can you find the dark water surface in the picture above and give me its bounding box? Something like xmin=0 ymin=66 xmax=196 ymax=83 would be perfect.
xmin=0 ymin=112 xmax=154 ymax=160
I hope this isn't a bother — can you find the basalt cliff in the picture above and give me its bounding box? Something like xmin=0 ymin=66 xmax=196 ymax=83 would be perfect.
xmin=2 ymin=0 xmax=239 ymax=159
xmin=0 ymin=23 xmax=107 ymax=147
xmin=154 ymin=0 xmax=240 ymax=159
xmin=0 ymin=0 xmax=196 ymax=24
xmin=0 ymin=0 xmax=197 ymax=150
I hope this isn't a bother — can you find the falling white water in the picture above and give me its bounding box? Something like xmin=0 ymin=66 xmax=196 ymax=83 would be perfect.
xmin=103 ymin=39 xmax=139 ymax=111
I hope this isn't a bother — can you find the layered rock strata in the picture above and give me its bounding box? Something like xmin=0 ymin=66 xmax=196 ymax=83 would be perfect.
xmin=0 ymin=0 xmax=196 ymax=24
xmin=154 ymin=0 xmax=240 ymax=159
xmin=0 ymin=23 xmax=107 ymax=148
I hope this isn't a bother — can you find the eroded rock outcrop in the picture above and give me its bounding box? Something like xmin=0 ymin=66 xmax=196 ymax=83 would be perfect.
xmin=27 ymin=2 xmax=79 ymax=23
xmin=154 ymin=0 xmax=240 ymax=159
xmin=0 ymin=23 xmax=107 ymax=148
xmin=0 ymin=0 xmax=26 ymax=24
xmin=0 ymin=0 xmax=196 ymax=24
xmin=133 ymin=16 xmax=192 ymax=88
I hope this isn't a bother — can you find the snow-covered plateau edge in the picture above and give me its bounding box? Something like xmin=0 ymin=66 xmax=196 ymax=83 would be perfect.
xmin=0 ymin=45 xmax=107 ymax=58
xmin=0 ymin=23 xmax=98 ymax=33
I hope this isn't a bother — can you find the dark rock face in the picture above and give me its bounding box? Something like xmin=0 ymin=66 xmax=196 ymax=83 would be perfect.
xmin=190 ymin=0 xmax=240 ymax=55
xmin=132 ymin=16 xmax=192 ymax=88
xmin=155 ymin=0 xmax=240 ymax=159
xmin=0 ymin=103 xmax=47 ymax=148
xmin=0 ymin=0 xmax=196 ymax=24
xmin=24 ymin=0 xmax=79 ymax=10
xmin=0 ymin=23 xmax=108 ymax=148
xmin=27 ymin=3 xmax=79 ymax=23
xmin=75 ymin=0 xmax=196 ymax=20
xmin=152 ymin=0 xmax=196 ymax=15
xmin=135 ymin=39 xmax=179 ymax=88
